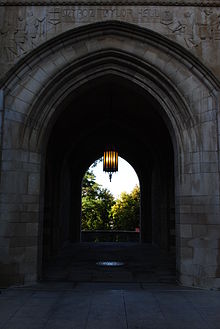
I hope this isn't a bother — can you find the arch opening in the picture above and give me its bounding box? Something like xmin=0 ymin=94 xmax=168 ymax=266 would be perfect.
xmin=0 ymin=19 xmax=219 ymax=288
xmin=81 ymin=156 xmax=141 ymax=243
xmin=42 ymin=75 xmax=176 ymax=282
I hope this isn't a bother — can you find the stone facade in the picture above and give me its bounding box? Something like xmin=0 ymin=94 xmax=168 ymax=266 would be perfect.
xmin=1 ymin=2 xmax=220 ymax=79
xmin=0 ymin=0 xmax=220 ymax=289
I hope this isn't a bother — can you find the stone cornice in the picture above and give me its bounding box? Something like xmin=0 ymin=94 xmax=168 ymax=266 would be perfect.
xmin=0 ymin=0 xmax=220 ymax=6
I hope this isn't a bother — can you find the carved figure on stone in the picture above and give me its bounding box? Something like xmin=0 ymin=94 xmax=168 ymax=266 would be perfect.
xmin=14 ymin=15 xmax=28 ymax=56
xmin=199 ymin=9 xmax=220 ymax=41
xmin=168 ymin=12 xmax=201 ymax=48
xmin=160 ymin=10 xmax=174 ymax=26
xmin=0 ymin=25 xmax=17 ymax=62
xmin=25 ymin=9 xmax=45 ymax=49
xmin=0 ymin=11 xmax=46 ymax=63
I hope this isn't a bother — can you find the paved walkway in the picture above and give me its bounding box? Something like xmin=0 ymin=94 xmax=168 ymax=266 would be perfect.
xmin=0 ymin=282 xmax=220 ymax=329
xmin=1 ymin=244 xmax=219 ymax=329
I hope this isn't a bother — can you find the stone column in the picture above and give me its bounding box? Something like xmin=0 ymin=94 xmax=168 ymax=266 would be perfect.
xmin=178 ymin=93 xmax=220 ymax=289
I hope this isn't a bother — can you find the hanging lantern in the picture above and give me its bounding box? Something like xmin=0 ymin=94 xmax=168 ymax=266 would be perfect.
xmin=103 ymin=149 xmax=118 ymax=182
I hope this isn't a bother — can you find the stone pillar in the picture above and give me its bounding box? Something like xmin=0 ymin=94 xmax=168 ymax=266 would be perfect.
xmin=178 ymin=93 xmax=220 ymax=289
xmin=0 ymin=146 xmax=41 ymax=286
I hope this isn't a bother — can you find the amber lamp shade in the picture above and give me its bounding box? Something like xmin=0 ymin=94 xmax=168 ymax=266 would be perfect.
xmin=103 ymin=150 xmax=118 ymax=182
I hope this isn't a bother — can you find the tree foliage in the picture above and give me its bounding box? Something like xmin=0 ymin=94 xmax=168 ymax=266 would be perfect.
xmin=81 ymin=170 xmax=115 ymax=230
xmin=110 ymin=185 xmax=140 ymax=230
xmin=81 ymin=168 xmax=140 ymax=231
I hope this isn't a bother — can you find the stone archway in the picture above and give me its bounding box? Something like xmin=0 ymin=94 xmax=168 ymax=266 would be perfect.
xmin=41 ymin=75 xmax=175 ymax=267
xmin=0 ymin=21 xmax=219 ymax=289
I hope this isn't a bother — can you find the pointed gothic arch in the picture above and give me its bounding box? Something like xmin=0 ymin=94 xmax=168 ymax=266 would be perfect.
xmin=0 ymin=21 xmax=219 ymax=288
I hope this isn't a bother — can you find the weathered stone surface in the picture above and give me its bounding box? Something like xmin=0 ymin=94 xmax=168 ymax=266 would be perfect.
xmin=28 ymin=173 xmax=40 ymax=195
xmin=0 ymin=4 xmax=220 ymax=82
xmin=0 ymin=1 xmax=219 ymax=290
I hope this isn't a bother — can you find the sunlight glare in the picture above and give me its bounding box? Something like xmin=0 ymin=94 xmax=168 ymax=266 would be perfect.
xmin=90 ymin=156 xmax=139 ymax=199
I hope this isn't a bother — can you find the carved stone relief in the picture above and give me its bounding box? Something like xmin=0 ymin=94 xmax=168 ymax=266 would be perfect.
xmin=199 ymin=8 xmax=220 ymax=40
xmin=0 ymin=5 xmax=220 ymax=79
xmin=0 ymin=8 xmax=45 ymax=63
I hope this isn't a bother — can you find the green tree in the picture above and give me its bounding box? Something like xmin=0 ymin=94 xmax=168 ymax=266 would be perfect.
xmin=111 ymin=185 xmax=140 ymax=231
xmin=82 ymin=170 xmax=99 ymax=199
xmin=81 ymin=170 xmax=115 ymax=230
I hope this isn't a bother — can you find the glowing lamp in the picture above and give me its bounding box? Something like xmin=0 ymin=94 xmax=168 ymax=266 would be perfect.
xmin=103 ymin=149 xmax=118 ymax=182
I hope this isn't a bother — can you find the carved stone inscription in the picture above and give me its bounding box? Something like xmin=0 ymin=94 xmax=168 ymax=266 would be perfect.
xmin=47 ymin=7 xmax=162 ymax=23
xmin=0 ymin=6 xmax=220 ymax=72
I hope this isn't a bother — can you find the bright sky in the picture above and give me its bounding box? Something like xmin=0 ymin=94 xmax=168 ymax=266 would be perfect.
xmin=89 ymin=156 xmax=139 ymax=199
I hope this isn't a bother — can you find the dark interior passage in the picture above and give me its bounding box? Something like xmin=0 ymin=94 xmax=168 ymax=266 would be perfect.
xmin=41 ymin=76 xmax=176 ymax=281
xmin=43 ymin=243 xmax=176 ymax=284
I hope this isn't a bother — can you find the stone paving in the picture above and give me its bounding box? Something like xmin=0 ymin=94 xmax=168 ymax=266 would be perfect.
xmin=0 ymin=282 xmax=220 ymax=329
xmin=1 ymin=243 xmax=220 ymax=329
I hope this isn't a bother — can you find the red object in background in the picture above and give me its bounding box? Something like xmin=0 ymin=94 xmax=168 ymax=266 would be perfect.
xmin=135 ymin=227 xmax=140 ymax=232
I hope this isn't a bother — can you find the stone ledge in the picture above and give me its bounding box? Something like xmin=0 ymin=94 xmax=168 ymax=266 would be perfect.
xmin=0 ymin=0 xmax=220 ymax=6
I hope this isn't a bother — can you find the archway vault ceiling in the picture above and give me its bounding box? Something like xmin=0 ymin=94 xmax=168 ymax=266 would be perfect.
xmin=20 ymin=50 xmax=193 ymax=155
xmin=3 ymin=21 xmax=218 ymax=160
xmin=47 ymin=76 xmax=174 ymax=180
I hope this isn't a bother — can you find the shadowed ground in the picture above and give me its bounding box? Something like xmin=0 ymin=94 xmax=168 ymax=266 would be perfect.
xmin=43 ymin=242 xmax=176 ymax=283
xmin=1 ymin=243 xmax=219 ymax=329
xmin=0 ymin=282 xmax=220 ymax=329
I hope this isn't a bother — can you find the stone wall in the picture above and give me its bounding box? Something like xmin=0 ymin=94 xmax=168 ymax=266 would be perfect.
xmin=0 ymin=1 xmax=220 ymax=289
xmin=1 ymin=2 xmax=220 ymax=81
